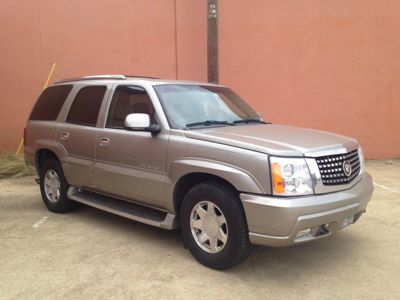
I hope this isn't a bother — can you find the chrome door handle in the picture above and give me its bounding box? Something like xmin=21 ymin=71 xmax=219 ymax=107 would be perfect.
xmin=98 ymin=137 xmax=110 ymax=147
xmin=60 ymin=132 xmax=70 ymax=141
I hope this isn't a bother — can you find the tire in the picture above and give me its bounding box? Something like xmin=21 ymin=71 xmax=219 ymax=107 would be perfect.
xmin=180 ymin=182 xmax=252 ymax=270
xmin=39 ymin=158 xmax=75 ymax=213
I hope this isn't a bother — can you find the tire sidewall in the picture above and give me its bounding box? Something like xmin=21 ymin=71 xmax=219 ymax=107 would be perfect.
xmin=180 ymin=183 xmax=250 ymax=269
xmin=39 ymin=159 xmax=71 ymax=212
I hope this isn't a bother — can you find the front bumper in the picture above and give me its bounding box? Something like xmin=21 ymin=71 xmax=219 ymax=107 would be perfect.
xmin=240 ymin=172 xmax=373 ymax=247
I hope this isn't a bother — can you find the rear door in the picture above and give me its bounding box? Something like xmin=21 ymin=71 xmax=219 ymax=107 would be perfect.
xmin=57 ymin=85 xmax=109 ymax=189
xmin=25 ymin=85 xmax=73 ymax=168
xmin=94 ymin=85 xmax=169 ymax=209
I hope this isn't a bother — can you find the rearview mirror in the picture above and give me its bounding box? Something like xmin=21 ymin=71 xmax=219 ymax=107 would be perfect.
xmin=124 ymin=113 xmax=160 ymax=134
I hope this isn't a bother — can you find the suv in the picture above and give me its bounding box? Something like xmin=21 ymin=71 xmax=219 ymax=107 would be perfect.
xmin=25 ymin=75 xmax=373 ymax=269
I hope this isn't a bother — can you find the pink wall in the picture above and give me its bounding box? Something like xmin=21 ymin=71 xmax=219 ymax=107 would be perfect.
xmin=0 ymin=0 xmax=399 ymax=158
xmin=0 ymin=0 xmax=207 ymax=150
xmin=219 ymin=0 xmax=400 ymax=159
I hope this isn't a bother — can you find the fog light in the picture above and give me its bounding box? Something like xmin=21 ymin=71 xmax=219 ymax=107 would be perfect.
xmin=296 ymin=228 xmax=312 ymax=239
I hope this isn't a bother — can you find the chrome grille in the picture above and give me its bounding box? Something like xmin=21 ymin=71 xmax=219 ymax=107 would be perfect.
xmin=315 ymin=149 xmax=360 ymax=185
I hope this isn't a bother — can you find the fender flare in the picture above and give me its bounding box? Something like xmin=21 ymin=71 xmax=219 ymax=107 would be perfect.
xmin=164 ymin=158 xmax=265 ymax=212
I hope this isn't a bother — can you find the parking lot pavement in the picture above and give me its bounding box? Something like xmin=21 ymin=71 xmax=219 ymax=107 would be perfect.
xmin=0 ymin=160 xmax=399 ymax=299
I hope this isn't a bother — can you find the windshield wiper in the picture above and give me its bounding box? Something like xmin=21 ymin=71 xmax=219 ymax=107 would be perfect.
xmin=233 ymin=118 xmax=269 ymax=124
xmin=185 ymin=120 xmax=234 ymax=128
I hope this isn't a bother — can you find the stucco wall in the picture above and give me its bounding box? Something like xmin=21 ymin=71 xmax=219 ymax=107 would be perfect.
xmin=0 ymin=0 xmax=399 ymax=158
xmin=219 ymin=0 xmax=400 ymax=159
xmin=0 ymin=0 xmax=207 ymax=150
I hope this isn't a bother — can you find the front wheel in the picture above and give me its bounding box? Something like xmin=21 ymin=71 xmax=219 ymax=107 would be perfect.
xmin=180 ymin=182 xmax=252 ymax=270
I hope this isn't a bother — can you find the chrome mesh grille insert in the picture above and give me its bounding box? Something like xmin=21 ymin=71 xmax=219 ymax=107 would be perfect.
xmin=315 ymin=149 xmax=360 ymax=185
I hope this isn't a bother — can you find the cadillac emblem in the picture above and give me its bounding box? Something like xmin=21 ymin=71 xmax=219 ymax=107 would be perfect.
xmin=343 ymin=160 xmax=352 ymax=177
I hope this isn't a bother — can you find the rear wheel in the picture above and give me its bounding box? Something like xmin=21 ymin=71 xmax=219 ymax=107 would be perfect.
xmin=39 ymin=158 xmax=75 ymax=213
xmin=180 ymin=182 xmax=251 ymax=270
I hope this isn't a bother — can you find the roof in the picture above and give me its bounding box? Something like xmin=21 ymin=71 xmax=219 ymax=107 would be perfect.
xmin=54 ymin=75 xmax=222 ymax=87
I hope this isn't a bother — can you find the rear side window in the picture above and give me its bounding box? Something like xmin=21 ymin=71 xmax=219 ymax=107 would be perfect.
xmin=30 ymin=85 xmax=72 ymax=121
xmin=66 ymin=86 xmax=106 ymax=126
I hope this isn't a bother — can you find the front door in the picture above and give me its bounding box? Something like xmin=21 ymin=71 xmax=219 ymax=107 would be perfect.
xmin=94 ymin=85 xmax=169 ymax=209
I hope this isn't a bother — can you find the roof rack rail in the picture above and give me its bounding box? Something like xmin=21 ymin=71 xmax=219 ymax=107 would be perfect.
xmin=124 ymin=75 xmax=160 ymax=79
xmin=55 ymin=75 xmax=126 ymax=84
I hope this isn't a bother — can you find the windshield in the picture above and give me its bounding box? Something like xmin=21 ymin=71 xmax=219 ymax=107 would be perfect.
xmin=154 ymin=84 xmax=262 ymax=129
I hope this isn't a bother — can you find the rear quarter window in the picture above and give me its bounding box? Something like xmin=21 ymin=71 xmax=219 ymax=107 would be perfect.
xmin=66 ymin=86 xmax=106 ymax=126
xmin=29 ymin=85 xmax=73 ymax=121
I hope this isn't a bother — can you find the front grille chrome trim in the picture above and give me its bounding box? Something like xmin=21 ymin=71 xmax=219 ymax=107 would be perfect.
xmin=316 ymin=149 xmax=361 ymax=185
xmin=305 ymin=147 xmax=363 ymax=194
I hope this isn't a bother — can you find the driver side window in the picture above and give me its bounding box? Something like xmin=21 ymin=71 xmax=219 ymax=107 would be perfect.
xmin=106 ymin=85 xmax=155 ymax=129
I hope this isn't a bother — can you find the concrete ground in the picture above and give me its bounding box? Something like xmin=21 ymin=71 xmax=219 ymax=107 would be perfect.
xmin=0 ymin=161 xmax=399 ymax=299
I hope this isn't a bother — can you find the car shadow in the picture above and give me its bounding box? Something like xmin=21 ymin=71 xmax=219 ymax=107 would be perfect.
xmin=69 ymin=203 xmax=365 ymax=277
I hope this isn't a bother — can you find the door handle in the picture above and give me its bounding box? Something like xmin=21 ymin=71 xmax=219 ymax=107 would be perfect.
xmin=60 ymin=132 xmax=70 ymax=141
xmin=98 ymin=137 xmax=110 ymax=148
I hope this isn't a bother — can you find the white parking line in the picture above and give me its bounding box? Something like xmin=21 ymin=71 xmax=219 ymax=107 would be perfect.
xmin=32 ymin=216 xmax=49 ymax=229
xmin=373 ymin=182 xmax=400 ymax=194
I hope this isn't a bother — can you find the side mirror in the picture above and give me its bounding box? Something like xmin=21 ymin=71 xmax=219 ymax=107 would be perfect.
xmin=124 ymin=113 xmax=161 ymax=134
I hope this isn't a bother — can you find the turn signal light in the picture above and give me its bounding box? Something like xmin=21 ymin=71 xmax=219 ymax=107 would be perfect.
xmin=271 ymin=162 xmax=284 ymax=194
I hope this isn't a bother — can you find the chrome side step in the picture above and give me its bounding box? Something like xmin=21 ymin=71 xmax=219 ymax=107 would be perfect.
xmin=67 ymin=187 xmax=177 ymax=229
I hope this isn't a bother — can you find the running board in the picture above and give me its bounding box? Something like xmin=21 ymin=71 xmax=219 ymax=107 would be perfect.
xmin=67 ymin=187 xmax=177 ymax=229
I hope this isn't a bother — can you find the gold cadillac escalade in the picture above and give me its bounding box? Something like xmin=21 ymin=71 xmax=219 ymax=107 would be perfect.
xmin=25 ymin=75 xmax=373 ymax=269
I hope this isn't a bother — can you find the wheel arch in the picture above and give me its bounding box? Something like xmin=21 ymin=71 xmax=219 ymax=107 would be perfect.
xmin=167 ymin=158 xmax=265 ymax=213
xmin=173 ymin=172 xmax=239 ymax=217
xmin=35 ymin=148 xmax=61 ymax=172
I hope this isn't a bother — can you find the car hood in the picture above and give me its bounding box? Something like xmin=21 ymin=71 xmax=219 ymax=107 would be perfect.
xmin=184 ymin=124 xmax=358 ymax=157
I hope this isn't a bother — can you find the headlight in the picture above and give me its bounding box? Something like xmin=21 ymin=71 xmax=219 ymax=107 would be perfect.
xmin=270 ymin=156 xmax=313 ymax=196
xmin=358 ymin=146 xmax=365 ymax=174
